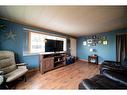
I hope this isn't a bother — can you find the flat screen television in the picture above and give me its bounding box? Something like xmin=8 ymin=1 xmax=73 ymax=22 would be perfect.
xmin=45 ymin=39 xmax=63 ymax=52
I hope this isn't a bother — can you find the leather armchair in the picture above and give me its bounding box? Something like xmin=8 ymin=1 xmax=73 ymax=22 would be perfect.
xmin=0 ymin=51 xmax=28 ymax=86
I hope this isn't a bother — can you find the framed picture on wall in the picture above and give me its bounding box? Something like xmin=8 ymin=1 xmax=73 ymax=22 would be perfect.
xmin=103 ymin=40 xmax=108 ymax=45
xmin=87 ymin=39 xmax=93 ymax=44
xmin=98 ymin=40 xmax=102 ymax=44
xmin=83 ymin=41 xmax=87 ymax=45
xmin=92 ymin=35 xmax=96 ymax=39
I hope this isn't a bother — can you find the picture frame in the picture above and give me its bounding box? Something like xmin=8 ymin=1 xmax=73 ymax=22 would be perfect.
xmin=98 ymin=40 xmax=102 ymax=44
xmin=83 ymin=41 xmax=87 ymax=45
xmin=87 ymin=39 xmax=93 ymax=44
xmin=103 ymin=40 xmax=108 ymax=45
xmin=92 ymin=35 xmax=96 ymax=39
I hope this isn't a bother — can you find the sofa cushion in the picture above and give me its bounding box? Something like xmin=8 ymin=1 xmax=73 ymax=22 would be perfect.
xmin=103 ymin=70 xmax=127 ymax=86
xmin=79 ymin=74 xmax=127 ymax=89
xmin=0 ymin=65 xmax=17 ymax=74
xmin=5 ymin=66 xmax=28 ymax=82
xmin=0 ymin=51 xmax=17 ymax=74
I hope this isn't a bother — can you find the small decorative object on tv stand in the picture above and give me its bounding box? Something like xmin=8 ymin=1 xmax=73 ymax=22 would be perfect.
xmin=39 ymin=52 xmax=66 ymax=74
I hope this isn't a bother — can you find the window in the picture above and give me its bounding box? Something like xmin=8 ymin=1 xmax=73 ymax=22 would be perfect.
xmin=29 ymin=32 xmax=45 ymax=53
xmin=29 ymin=32 xmax=66 ymax=53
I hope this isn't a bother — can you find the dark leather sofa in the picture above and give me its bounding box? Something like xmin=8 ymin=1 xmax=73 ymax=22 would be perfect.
xmin=79 ymin=69 xmax=127 ymax=89
xmin=100 ymin=55 xmax=127 ymax=74
xmin=79 ymin=55 xmax=127 ymax=89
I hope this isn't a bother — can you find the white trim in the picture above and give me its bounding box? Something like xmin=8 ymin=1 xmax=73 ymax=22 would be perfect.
xmin=23 ymin=52 xmax=39 ymax=56
xmin=98 ymin=62 xmax=102 ymax=64
xmin=80 ymin=59 xmax=102 ymax=64
xmin=70 ymin=38 xmax=77 ymax=56
xmin=23 ymin=28 xmax=66 ymax=38
xmin=79 ymin=59 xmax=88 ymax=62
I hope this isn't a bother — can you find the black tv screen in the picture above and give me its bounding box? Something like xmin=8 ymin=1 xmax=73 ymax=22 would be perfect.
xmin=55 ymin=40 xmax=63 ymax=52
xmin=45 ymin=39 xmax=63 ymax=52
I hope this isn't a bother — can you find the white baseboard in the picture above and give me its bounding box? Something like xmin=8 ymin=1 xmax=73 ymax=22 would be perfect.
xmin=79 ymin=59 xmax=88 ymax=62
xmin=98 ymin=62 xmax=102 ymax=64
xmin=28 ymin=68 xmax=39 ymax=73
xmin=79 ymin=59 xmax=102 ymax=64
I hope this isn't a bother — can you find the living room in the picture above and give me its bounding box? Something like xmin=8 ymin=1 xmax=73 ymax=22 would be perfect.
xmin=0 ymin=6 xmax=127 ymax=91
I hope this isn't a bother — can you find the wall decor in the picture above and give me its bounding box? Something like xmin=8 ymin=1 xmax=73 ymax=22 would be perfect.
xmin=83 ymin=41 xmax=87 ymax=46
xmin=92 ymin=35 xmax=96 ymax=39
xmin=83 ymin=35 xmax=108 ymax=46
xmin=103 ymin=40 xmax=108 ymax=45
xmin=87 ymin=39 xmax=93 ymax=44
xmin=93 ymin=39 xmax=98 ymax=44
xmin=98 ymin=40 xmax=102 ymax=44
xmin=102 ymin=36 xmax=106 ymax=40
xmin=88 ymin=44 xmax=90 ymax=47
xmin=89 ymin=48 xmax=96 ymax=53
xmin=92 ymin=43 xmax=96 ymax=46
xmin=5 ymin=30 xmax=16 ymax=40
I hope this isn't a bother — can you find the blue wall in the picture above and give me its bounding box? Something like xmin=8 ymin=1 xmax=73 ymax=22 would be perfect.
xmin=77 ymin=28 xmax=127 ymax=64
xmin=1 ymin=18 xmax=127 ymax=68
xmin=0 ymin=19 xmax=71 ymax=69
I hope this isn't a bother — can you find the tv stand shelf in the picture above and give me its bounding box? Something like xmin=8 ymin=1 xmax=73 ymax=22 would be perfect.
xmin=39 ymin=52 xmax=66 ymax=74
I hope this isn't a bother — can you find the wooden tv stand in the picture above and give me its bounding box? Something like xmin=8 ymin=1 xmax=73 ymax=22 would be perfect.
xmin=39 ymin=52 xmax=66 ymax=74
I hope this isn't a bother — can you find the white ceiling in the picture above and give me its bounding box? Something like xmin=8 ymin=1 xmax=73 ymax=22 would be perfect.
xmin=0 ymin=6 xmax=127 ymax=37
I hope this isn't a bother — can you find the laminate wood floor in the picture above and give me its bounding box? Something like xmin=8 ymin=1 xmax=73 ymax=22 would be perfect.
xmin=15 ymin=60 xmax=100 ymax=89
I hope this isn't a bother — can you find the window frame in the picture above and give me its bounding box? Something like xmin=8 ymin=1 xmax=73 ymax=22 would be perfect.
xmin=28 ymin=31 xmax=67 ymax=54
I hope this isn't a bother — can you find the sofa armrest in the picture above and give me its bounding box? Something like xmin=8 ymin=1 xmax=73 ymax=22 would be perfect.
xmin=103 ymin=60 xmax=121 ymax=65
xmin=0 ymin=75 xmax=4 ymax=85
xmin=79 ymin=79 xmax=102 ymax=89
xmin=100 ymin=66 xmax=127 ymax=75
xmin=103 ymin=70 xmax=127 ymax=85
xmin=16 ymin=63 xmax=28 ymax=66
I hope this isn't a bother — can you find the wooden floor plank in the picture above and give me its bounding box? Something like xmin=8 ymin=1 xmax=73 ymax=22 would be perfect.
xmin=15 ymin=60 xmax=99 ymax=89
